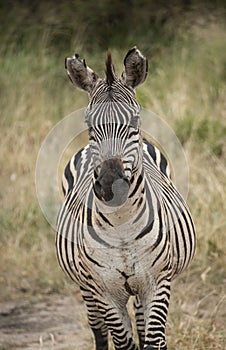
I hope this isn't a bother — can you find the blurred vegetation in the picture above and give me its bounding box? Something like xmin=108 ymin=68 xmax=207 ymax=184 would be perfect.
xmin=0 ymin=1 xmax=226 ymax=349
xmin=0 ymin=0 xmax=226 ymax=54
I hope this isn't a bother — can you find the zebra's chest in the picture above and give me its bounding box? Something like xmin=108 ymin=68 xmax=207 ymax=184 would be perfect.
xmin=75 ymin=206 xmax=166 ymax=295
xmin=83 ymin=229 xmax=162 ymax=297
xmin=86 ymin=244 xmax=141 ymax=295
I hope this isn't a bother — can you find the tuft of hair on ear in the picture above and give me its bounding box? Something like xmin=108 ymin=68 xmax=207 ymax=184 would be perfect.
xmin=105 ymin=50 xmax=116 ymax=86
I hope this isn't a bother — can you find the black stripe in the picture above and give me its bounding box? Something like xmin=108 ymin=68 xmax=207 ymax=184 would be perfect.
xmin=133 ymin=200 xmax=146 ymax=224
xmin=129 ymin=173 xmax=143 ymax=198
xmin=83 ymin=147 xmax=92 ymax=175
xmin=177 ymin=216 xmax=187 ymax=269
xmin=129 ymin=129 xmax=140 ymax=138
xmin=98 ymin=211 xmax=113 ymax=227
xmin=83 ymin=244 xmax=104 ymax=267
xmin=181 ymin=210 xmax=195 ymax=261
xmin=144 ymin=140 xmax=156 ymax=163
xmin=73 ymin=148 xmax=83 ymax=178
xmin=160 ymin=154 xmax=167 ymax=175
xmin=87 ymin=192 xmax=110 ymax=247
xmin=135 ymin=186 xmax=155 ymax=240
xmin=64 ymin=162 xmax=74 ymax=193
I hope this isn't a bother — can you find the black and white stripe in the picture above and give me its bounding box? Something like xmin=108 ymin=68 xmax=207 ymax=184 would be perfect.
xmin=56 ymin=48 xmax=196 ymax=350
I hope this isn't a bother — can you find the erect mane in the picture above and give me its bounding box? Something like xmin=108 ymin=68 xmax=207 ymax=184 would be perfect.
xmin=105 ymin=50 xmax=116 ymax=86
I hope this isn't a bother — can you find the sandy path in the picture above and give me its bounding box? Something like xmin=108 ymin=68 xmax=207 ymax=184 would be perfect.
xmin=0 ymin=293 xmax=92 ymax=350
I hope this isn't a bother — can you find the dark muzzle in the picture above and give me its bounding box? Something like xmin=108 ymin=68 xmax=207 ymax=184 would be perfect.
xmin=94 ymin=159 xmax=130 ymax=207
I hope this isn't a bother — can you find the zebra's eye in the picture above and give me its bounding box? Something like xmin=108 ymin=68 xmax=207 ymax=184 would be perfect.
xmin=129 ymin=115 xmax=140 ymax=129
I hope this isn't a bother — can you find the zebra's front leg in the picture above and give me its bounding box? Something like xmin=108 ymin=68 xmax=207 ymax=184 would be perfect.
xmin=134 ymin=295 xmax=145 ymax=350
xmin=98 ymin=296 xmax=139 ymax=350
xmin=142 ymin=276 xmax=171 ymax=350
xmin=80 ymin=287 xmax=108 ymax=350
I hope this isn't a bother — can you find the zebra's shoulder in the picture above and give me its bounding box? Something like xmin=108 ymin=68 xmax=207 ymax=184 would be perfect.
xmin=62 ymin=145 xmax=93 ymax=197
xmin=142 ymin=139 xmax=171 ymax=178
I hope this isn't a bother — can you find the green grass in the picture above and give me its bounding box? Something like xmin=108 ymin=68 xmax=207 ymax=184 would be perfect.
xmin=0 ymin=2 xmax=226 ymax=349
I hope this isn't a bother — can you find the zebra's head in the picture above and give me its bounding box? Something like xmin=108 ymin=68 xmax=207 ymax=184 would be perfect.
xmin=65 ymin=47 xmax=148 ymax=207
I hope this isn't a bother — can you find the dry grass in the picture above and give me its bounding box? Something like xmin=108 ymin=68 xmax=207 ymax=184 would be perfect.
xmin=0 ymin=6 xmax=225 ymax=349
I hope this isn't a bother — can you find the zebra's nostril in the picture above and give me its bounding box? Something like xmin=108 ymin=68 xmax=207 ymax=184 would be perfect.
xmin=94 ymin=176 xmax=130 ymax=207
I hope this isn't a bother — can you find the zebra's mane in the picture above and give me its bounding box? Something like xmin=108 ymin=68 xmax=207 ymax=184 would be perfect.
xmin=105 ymin=51 xmax=116 ymax=86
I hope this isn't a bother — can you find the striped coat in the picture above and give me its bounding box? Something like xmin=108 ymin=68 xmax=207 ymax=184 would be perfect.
xmin=56 ymin=47 xmax=196 ymax=350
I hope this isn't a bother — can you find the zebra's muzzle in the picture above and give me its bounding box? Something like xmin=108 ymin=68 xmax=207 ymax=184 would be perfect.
xmin=94 ymin=159 xmax=130 ymax=207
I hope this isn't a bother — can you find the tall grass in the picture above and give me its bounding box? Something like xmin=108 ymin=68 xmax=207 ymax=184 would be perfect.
xmin=0 ymin=2 xmax=225 ymax=349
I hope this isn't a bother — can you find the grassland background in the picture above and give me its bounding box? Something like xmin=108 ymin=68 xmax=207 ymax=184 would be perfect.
xmin=0 ymin=1 xmax=225 ymax=349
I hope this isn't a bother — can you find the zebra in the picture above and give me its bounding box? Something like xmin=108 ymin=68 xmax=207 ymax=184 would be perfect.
xmin=56 ymin=47 xmax=196 ymax=350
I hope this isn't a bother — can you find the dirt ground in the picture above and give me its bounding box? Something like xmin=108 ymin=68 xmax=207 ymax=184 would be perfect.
xmin=0 ymin=285 xmax=225 ymax=350
xmin=0 ymin=293 xmax=92 ymax=350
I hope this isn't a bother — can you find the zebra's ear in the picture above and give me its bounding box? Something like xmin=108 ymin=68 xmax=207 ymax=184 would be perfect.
xmin=65 ymin=54 xmax=99 ymax=93
xmin=122 ymin=47 xmax=148 ymax=88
